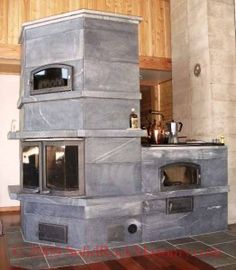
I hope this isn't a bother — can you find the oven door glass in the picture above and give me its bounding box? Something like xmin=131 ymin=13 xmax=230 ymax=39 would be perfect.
xmin=161 ymin=162 xmax=201 ymax=191
xmin=30 ymin=64 xmax=72 ymax=95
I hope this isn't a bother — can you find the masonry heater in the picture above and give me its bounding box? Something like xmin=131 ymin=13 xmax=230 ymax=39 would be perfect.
xmin=8 ymin=9 xmax=228 ymax=249
xmin=8 ymin=10 xmax=147 ymax=248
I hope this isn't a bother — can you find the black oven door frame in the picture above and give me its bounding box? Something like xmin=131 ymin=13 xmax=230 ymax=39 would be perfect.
xmin=30 ymin=64 xmax=73 ymax=95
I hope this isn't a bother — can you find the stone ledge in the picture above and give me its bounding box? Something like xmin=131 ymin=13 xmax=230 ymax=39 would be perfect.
xmin=9 ymin=185 xmax=229 ymax=208
xmin=8 ymin=129 xmax=147 ymax=140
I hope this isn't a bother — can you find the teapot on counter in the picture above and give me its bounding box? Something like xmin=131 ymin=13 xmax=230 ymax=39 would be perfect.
xmin=147 ymin=110 xmax=165 ymax=144
xmin=166 ymin=120 xmax=183 ymax=144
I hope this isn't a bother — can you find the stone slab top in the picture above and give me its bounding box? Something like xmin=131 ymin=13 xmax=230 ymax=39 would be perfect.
xmin=9 ymin=185 xmax=229 ymax=207
xmin=19 ymin=9 xmax=142 ymax=43
xmin=142 ymin=144 xmax=227 ymax=150
xmin=8 ymin=129 xmax=147 ymax=140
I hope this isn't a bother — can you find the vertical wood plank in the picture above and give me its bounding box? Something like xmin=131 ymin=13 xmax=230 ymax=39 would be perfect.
xmin=139 ymin=0 xmax=152 ymax=56
xmin=0 ymin=0 xmax=8 ymax=43
xmin=163 ymin=0 xmax=171 ymax=57
xmin=7 ymin=0 xmax=20 ymax=44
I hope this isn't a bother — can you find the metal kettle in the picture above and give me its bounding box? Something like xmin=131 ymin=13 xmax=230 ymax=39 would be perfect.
xmin=147 ymin=110 xmax=165 ymax=144
xmin=166 ymin=120 xmax=183 ymax=144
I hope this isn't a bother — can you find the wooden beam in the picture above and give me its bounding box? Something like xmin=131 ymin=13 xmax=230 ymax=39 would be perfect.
xmin=0 ymin=206 xmax=20 ymax=213
xmin=139 ymin=56 xmax=172 ymax=71
xmin=0 ymin=44 xmax=21 ymax=74
xmin=140 ymin=80 xmax=160 ymax=86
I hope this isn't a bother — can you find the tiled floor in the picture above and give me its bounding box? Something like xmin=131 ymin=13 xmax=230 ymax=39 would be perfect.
xmin=6 ymin=224 xmax=236 ymax=269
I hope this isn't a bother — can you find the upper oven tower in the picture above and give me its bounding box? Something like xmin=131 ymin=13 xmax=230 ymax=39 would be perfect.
xmin=9 ymin=9 xmax=145 ymax=197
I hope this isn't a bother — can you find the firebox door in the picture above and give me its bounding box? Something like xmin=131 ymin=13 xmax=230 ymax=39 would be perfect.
xmin=21 ymin=140 xmax=84 ymax=196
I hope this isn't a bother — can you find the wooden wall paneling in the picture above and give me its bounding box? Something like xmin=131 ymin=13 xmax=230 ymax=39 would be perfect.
xmin=29 ymin=0 xmax=43 ymax=20
xmin=0 ymin=0 xmax=172 ymax=73
xmin=0 ymin=0 xmax=8 ymax=44
xmin=7 ymin=0 xmax=20 ymax=44
xmin=162 ymin=0 xmax=171 ymax=57
xmin=0 ymin=0 xmax=171 ymax=58
xmin=19 ymin=0 xmax=30 ymax=27
xmin=159 ymin=79 xmax=172 ymax=123
xmin=104 ymin=0 xmax=115 ymax=11
xmin=68 ymin=0 xmax=80 ymax=11
xmin=151 ymin=0 xmax=162 ymax=57
xmin=139 ymin=0 xmax=152 ymax=56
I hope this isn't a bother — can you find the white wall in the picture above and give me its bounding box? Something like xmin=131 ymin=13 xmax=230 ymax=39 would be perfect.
xmin=0 ymin=74 xmax=20 ymax=207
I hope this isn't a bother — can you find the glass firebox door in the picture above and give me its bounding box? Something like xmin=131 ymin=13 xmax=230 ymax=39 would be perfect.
xmin=45 ymin=144 xmax=79 ymax=191
xmin=22 ymin=143 xmax=40 ymax=189
xmin=21 ymin=140 xmax=84 ymax=195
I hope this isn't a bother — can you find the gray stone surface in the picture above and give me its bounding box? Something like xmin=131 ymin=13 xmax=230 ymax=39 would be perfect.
xmin=85 ymin=163 xmax=142 ymax=196
xmin=83 ymin=60 xmax=139 ymax=92
xmin=142 ymin=146 xmax=228 ymax=192
xmin=8 ymin=129 xmax=146 ymax=139
xmin=84 ymin=28 xmax=138 ymax=63
xmin=142 ymin=193 xmax=228 ymax=242
xmin=25 ymin=29 xmax=84 ymax=68
xmin=18 ymin=90 xmax=141 ymax=108
xmin=21 ymin=98 xmax=140 ymax=131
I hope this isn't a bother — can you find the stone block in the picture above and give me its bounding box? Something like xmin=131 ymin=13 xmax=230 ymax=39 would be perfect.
xmin=142 ymin=212 xmax=189 ymax=242
xmin=24 ymin=18 xmax=84 ymax=41
xmin=209 ymin=35 xmax=236 ymax=52
xmin=142 ymin=193 xmax=228 ymax=242
xmin=84 ymin=28 xmax=138 ymax=63
xmin=22 ymin=208 xmax=142 ymax=249
xmin=211 ymin=65 xmax=236 ymax=85
xmin=22 ymin=100 xmax=84 ymax=131
xmin=142 ymin=161 xmax=159 ymax=193
xmin=208 ymin=0 xmax=234 ymax=17
xmin=211 ymin=83 xmax=236 ymax=102
xmin=25 ymin=30 xmax=84 ymax=68
xmin=84 ymin=59 xmax=139 ymax=92
xmin=190 ymin=193 xmax=228 ymax=235
xmin=85 ymin=138 xmax=141 ymax=163
xmin=83 ymin=98 xmax=140 ymax=130
xmin=84 ymin=17 xmax=137 ymax=33
xmin=208 ymin=15 xmax=235 ymax=38
xmin=22 ymin=98 xmax=140 ymax=131
xmin=212 ymin=100 xmax=236 ymax=118
xmin=85 ymin=163 xmax=142 ymax=196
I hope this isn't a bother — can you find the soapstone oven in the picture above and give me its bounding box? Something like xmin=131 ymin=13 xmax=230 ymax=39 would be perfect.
xmin=8 ymin=9 xmax=229 ymax=249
